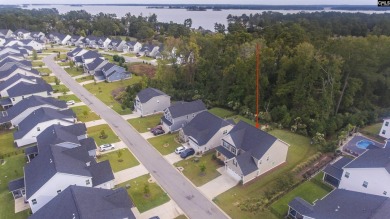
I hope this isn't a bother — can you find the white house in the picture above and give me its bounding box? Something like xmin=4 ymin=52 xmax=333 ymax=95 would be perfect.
xmin=134 ymin=88 xmax=170 ymax=116
xmin=0 ymin=66 xmax=40 ymax=81
xmin=0 ymin=29 xmax=14 ymax=38
xmin=124 ymin=41 xmax=142 ymax=53
xmin=6 ymin=81 xmax=53 ymax=106
xmin=21 ymin=39 xmax=45 ymax=51
xmin=0 ymin=74 xmax=41 ymax=97
xmin=15 ymin=29 xmax=31 ymax=40
xmin=379 ymin=118 xmax=390 ymax=139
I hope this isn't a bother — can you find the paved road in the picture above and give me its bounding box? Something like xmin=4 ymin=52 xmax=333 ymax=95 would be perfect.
xmin=43 ymin=54 xmax=228 ymax=219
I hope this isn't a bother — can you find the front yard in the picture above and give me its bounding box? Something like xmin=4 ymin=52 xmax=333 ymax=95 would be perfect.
xmin=127 ymin=114 xmax=162 ymax=133
xmin=116 ymin=174 xmax=170 ymax=213
xmin=57 ymin=94 xmax=81 ymax=103
xmin=31 ymin=61 xmax=44 ymax=67
xmin=76 ymin=75 xmax=94 ymax=83
xmin=97 ymin=148 xmax=139 ymax=172
xmin=214 ymin=129 xmax=318 ymax=219
xmin=87 ymin=124 xmax=120 ymax=146
xmin=84 ymin=76 xmax=142 ymax=115
xmin=148 ymin=133 xmax=180 ymax=155
xmin=174 ymin=151 xmax=223 ymax=187
xmin=52 ymin=84 xmax=69 ymax=93
xmin=41 ymin=75 xmax=58 ymax=84
xmin=65 ymin=67 xmax=84 ymax=77
xmin=38 ymin=68 xmax=52 ymax=74
xmin=71 ymin=105 xmax=100 ymax=122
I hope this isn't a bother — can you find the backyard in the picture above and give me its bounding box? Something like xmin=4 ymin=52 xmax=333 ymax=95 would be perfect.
xmin=116 ymin=174 xmax=170 ymax=213
xmin=127 ymin=114 xmax=162 ymax=133
xmin=87 ymin=124 xmax=120 ymax=146
xmin=96 ymin=148 xmax=139 ymax=172
xmin=84 ymin=76 xmax=142 ymax=114
xmin=148 ymin=133 xmax=180 ymax=155
xmin=361 ymin=123 xmax=382 ymax=136
xmin=209 ymin=107 xmax=235 ymax=118
xmin=214 ymin=129 xmax=318 ymax=219
xmin=71 ymin=105 xmax=100 ymax=122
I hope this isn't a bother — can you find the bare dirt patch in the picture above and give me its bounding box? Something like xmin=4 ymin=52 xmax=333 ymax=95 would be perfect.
xmin=129 ymin=63 xmax=156 ymax=78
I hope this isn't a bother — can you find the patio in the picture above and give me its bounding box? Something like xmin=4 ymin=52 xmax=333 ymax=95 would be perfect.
xmin=342 ymin=134 xmax=384 ymax=156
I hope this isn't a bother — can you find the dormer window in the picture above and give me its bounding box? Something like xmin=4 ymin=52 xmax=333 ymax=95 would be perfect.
xmin=32 ymin=199 xmax=37 ymax=205
xmin=223 ymin=130 xmax=228 ymax=134
xmin=86 ymin=179 xmax=90 ymax=185
xmin=57 ymin=190 xmax=61 ymax=194
xmin=344 ymin=172 xmax=350 ymax=178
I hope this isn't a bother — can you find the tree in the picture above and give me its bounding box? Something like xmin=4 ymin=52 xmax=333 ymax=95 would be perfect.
xmin=100 ymin=130 xmax=107 ymax=139
xmin=54 ymin=77 xmax=60 ymax=85
xmin=69 ymin=60 xmax=74 ymax=69
xmin=184 ymin=18 xmax=192 ymax=28
xmin=200 ymin=163 xmax=206 ymax=175
xmin=143 ymin=184 xmax=150 ymax=197
xmin=32 ymin=49 xmax=37 ymax=60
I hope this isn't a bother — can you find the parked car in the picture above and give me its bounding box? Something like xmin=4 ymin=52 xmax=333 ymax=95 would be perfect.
xmin=150 ymin=125 xmax=162 ymax=133
xmin=153 ymin=129 xmax=165 ymax=136
xmin=175 ymin=146 xmax=186 ymax=154
xmin=180 ymin=148 xmax=195 ymax=159
xmin=66 ymin=100 xmax=75 ymax=105
xmin=99 ymin=144 xmax=115 ymax=152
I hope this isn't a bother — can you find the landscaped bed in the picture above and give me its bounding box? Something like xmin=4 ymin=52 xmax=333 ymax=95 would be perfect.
xmin=71 ymin=105 xmax=100 ymax=122
xmin=87 ymin=124 xmax=120 ymax=146
xmin=116 ymin=174 xmax=170 ymax=213
xmin=96 ymin=148 xmax=139 ymax=172
xmin=147 ymin=133 xmax=180 ymax=155
xmin=127 ymin=114 xmax=162 ymax=133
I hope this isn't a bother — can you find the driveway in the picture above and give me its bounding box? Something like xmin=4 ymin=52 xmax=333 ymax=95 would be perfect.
xmin=114 ymin=164 xmax=149 ymax=185
xmin=43 ymin=54 xmax=228 ymax=219
xmin=198 ymin=167 xmax=239 ymax=200
xmin=164 ymin=152 xmax=183 ymax=165
xmin=84 ymin=119 xmax=107 ymax=128
xmin=140 ymin=131 xmax=155 ymax=140
xmin=96 ymin=141 xmax=128 ymax=155
xmin=132 ymin=200 xmax=185 ymax=219
xmin=122 ymin=113 xmax=141 ymax=120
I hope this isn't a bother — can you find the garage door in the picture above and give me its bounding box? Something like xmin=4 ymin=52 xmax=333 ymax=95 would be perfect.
xmin=227 ymin=166 xmax=242 ymax=181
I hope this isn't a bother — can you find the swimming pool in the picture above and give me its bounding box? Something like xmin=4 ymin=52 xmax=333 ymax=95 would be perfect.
xmin=356 ymin=140 xmax=375 ymax=149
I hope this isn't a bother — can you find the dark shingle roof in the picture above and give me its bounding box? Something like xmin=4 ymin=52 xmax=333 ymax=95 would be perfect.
xmin=81 ymin=50 xmax=102 ymax=60
xmin=25 ymin=146 xmax=38 ymax=156
xmin=0 ymin=65 xmax=39 ymax=80
xmin=29 ymin=186 xmax=135 ymax=219
xmin=67 ymin=47 xmax=83 ymax=57
xmin=85 ymin=58 xmax=106 ymax=71
xmin=0 ymin=74 xmax=40 ymax=92
xmin=137 ymin=88 xmax=168 ymax=103
xmin=235 ymin=151 xmax=259 ymax=175
xmin=36 ymin=123 xmax=87 ymax=150
xmin=0 ymin=58 xmax=31 ymax=69
xmin=6 ymin=81 xmax=52 ymax=97
xmin=168 ymin=100 xmax=206 ymax=119
xmin=87 ymin=160 xmax=114 ymax=187
xmin=8 ymin=177 xmax=25 ymax=192
xmin=344 ymin=145 xmax=390 ymax=173
xmin=323 ymin=157 xmax=353 ymax=180
xmin=215 ymin=146 xmax=235 ymax=159
xmin=79 ymin=137 xmax=97 ymax=152
xmin=182 ymin=111 xmax=230 ymax=146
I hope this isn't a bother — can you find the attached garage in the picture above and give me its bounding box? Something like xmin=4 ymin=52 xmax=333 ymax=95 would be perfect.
xmin=226 ymin=166 xmax=242 ymax=181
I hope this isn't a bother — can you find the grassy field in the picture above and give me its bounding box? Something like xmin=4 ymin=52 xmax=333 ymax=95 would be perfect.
xmin=127 ymin=114 xmax=162 ymax=133
xmin=57 ymin=94 xmax=81 ymax=103
xmin=76 ymin=75 xmax=94 ymax=83
xmin=52 ymin=84 xmax=69 ymax=93
xmin=128 ymin=63 xmax=156 ymax=78
xmin=174 ymin=151 xmax=224 ymax=186
xmin=116 ymin=174 xmax=170 ymax=213
xmin=32 ymin=61 xmax=44 ymax=67
xmin=148 ymin=133 xmax=180 ymax=155
xmin=214 ymin=129 xmax=317 ymax=219
xmin=209 ymin=107 xmax=235 ymax=118
xmin=41 ymin=75 xmax=58 ymax=84
xmin=0 ymin=130 xmax=23 ymax=157
xmin=0 ymin=154 xmax=30 ymax=219
xmin=97 ymin=148 xmax=139 ymax=172
xmin=54 ymin=54 xmax=67 ymax=61
xmin=71 ymin=105 xmax=100 ymax=122
xmin=362 ymin=123 xmax=382 ymax=136
xmin=84 ymin=76 xmax=142 ymax=115
xmin=65 ymin=67 xmax=84 ymax=77
xmin=38 ymin=68 xmax=52 ymax=74
xmin=124 ymin=53 xmax=136 ymax=57
xmin=87 ymin=124 xmax=120 ymax=146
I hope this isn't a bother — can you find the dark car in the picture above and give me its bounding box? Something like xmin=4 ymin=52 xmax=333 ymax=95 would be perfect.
xmin=180 ymin=148 xmax=195 ymax=159
xmin=153 ymin=129 xmax=165 ymax=136
xmin=150 ymin=125 xmax=162 ymax=133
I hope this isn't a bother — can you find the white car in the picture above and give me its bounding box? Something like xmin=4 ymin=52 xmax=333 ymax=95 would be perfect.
xmin=175 ymin=146 xmax=186 ymax=154
xmin=66 ymin=100 xmax=75 ymax=105
xmin=99 ymin=144 xmax=115 ymax=152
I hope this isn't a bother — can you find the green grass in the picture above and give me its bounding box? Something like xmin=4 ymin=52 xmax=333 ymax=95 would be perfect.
xmin=44 ymin=48 xmax=70 ymax=53
xmin=54 ymin=54 xmax=67 ymax=61
xmin=102 ymin=54 xmax=114 ymax=62
xmin=57 ymin=94 xmax=81 ymax=103
xmin=127 ymin=114 xmax=162 ymax=133
xmin=209 ymin=107 xmax=235 ymax=118
xmin=0 ymin=154 xmax=30 ymax=219
xmin=116 ymin=174 xmax=170 ymax=213
xmin=38 ymin=68 xmax=52 ymax=74
xmin=148 ymin=133 xmax=180 ymax=155
xmin=174 ymin=215 xmax=188 ymax=219
xmin=0 ymin=130 xmax=22 ymax=157
xmin=84 ymin=76 xmax=142 ymax=115
xmin=174 ymin=151 xmax=224 ymax=186
xmin=57 ymin=61 xmax=70 ymax=66
xmin=362 ymin=123 xmax=382 ymax=136
xmin=228 ymin=115 xmax=256 ymax=126
xmin=140 ymin=56 xmax=155 ymax=61
xmin=97 ymin=148 xmax=139 ymax=172
xmin=124 ymin=53 xmax=135 ymax=57
xmin=87 ymin=124 xmax=120 ymax=146
xmin=76 ymin=75 xmax=94 ymax=83
xmin=41 ymin=76 xmax=58 ymax=84
xmin=65 ymin=67 xmax=84 ymax=77
xmin=52 ymin=84 xmax=69 ymax=93
xmin=270 ymin=172 xmax=333 ymax=217
xmin=32 ymin=61 xmax=44 ymax=67
xmin=71 ymin=105 xmax=100 ymax=122
xmin=214 ymin=129 xmax=317 ymax=219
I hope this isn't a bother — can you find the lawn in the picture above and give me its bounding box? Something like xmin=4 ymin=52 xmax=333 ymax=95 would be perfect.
xmin=214 ymin=129 xmax=317 ymax=219
xmin=228 ymin=115 xmax=256 ymax=126
xmin=0 ymin=154 xmax=30 ymax=219
xmin=148 ymin=133 xmax=180 ymax=155
xmin=65 ymin=67 xmax=84 ymax=77
xmin=128 ymin=63 xmax=156 ymax=78
xmin=140 ymin=56 xmax=155 ymax=61
xmin=127 ymin=114 xmax=162 ymax=133
xmin=270 ymin=172 xmax=333 ymax=217
xmin=76 ymin=75 xmax=94 ymax=83
xmin=41 ymin=75 xmax=58 ymax=84
xmin=0 ymin=130 xmax=23 ymax=157
xmin=116 ymin=174 xmax=170 ymax=213
xmin=362 ymin=123 xmax=382 ymax=136
xmin=174 ymin=151 xmax=224 ymax=186
xmin=57 ymin=94 xmax=81 ymax=103
xmin=102 ymin=54 xmax=114 ymax=62
xmin=44 ymin=48 xmax=70 ymax=53
xmin=52 ymin=84 xmax=69 ymax=93
xmin=31 ymin=61 xmax=44 ymax=67
xmin=57 ymin=61 xmax=70 ymax=66
xmin=209 ymin=107 xmax=235 ymax=118
xmin=174 ymin=215 xmax=188 ymax=219
xmin=84 ymin=76 xmax=142 ymax=115
xmin=87 ymin=124 xmax=120 ymax=146
xmin=38 ymin=68 xmax=52 ymax=74
xmin=54 ymin=54 xmax=67 ymax=61
xmin=124 ymin=53 xmax=135 ymax=57
xmin=97 ymin=148 xmax=139 ymax=172
xmin=71 ymin=105 xmax=100 ymax=122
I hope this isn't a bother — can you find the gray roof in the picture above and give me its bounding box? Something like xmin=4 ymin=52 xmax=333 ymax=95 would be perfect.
xmin=67 ymin=47 xmax=83 ymax=57
xmin=289 ymin=189 xmax=390 ymax=219
xmin=323 ymin=157 xmax=353 ymax=180
xmin=0 ymin=96 xmax=67 ymax=124
xmin=0 ymin=53 xmax=24 ymax=61
xmin=81 ymin=50 xmax=102 ymax=60
xmin=101 ymin=63 xmax=126 ymax=78
xmin=168 ymin=100 xmax=206 ymax=119
xmin=182 ymin=111 xmax=230 ymax=146
xmin=344 ymin=144 xmax=390 ymax=173
xmin=79 ymin=137 xmax=97 ymax=152
xmin=87 ymin=160 xmax=114 ymax=187
xmin=8 ymin=177 xmax=25 ymax=192
xmin=14 ymin=108 xmax=75 ymax=139
xmin=0 ymin=58 xmax=31 ymax=69
xmin=137 ymin=88 xmax=168 ymax=103
xmin=29 ymin=185 xmax=135 ymax=219
xmin=36 ymin=123 xmax=87 ymax=150
xmin=215 ymin=146 xmax=235 ymax=159
xmin=25 ymin=146 xmax=38 ymax=156
xmin=0 ymin=29 xmax=11 ymax=35
xmin=85 ymin=58 xmax=106 ymax=71
xmin=0 ymin=65 xmax=40 ymax=80
xmin=0 ymin=74 xmax=41 ymax=92
xmin=7 ymin=81 xmax=52 ymax=97
xmin=236 ymin=151 xmax=259 ymax=175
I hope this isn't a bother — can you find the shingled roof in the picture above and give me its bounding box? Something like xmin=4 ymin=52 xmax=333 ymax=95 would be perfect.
xmin=167 ymin=100 xmax=206 ymax=119
xmin=137 ymin=88 xmax=168 ymax=103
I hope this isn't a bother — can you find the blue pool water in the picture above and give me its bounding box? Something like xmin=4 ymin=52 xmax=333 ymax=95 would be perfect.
xmin=356 ymin=140 xmax=375 ymax=149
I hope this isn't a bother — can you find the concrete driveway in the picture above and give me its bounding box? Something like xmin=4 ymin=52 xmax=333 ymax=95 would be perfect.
xmin=140 ymin=131 xmax=155 ymax=140
xmin=114 ymin=164 xmax=149 ymax=185
xmin=198 ymin=167 xmax=239 ymax=200
xmin=164 ymin=152 xmax=183 ymax=165
xmin=132 ymin=200 xmax=185 ymax=219
xmin=122 ymin=113 xmax=141 ymax=120
xmin=84 ymin=119 xmax=107 ymax=128
xmin=96 ymin=141 xmax=128 ymax=155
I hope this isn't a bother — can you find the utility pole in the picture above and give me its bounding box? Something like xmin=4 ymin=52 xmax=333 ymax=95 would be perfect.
xmin=256 ymin=43 xmax=261 ymax=129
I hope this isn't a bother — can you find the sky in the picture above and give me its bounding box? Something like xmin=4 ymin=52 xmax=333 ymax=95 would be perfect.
xmin=2 ymin=0 xmax=375 ymax=5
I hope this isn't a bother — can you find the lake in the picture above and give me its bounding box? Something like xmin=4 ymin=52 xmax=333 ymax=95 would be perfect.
xmin=24 ymin=5 xmax=389 ymax=31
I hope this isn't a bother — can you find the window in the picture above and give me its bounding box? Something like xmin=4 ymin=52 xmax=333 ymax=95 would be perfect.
xmin=223 ymin=130 xmax=227 ymax=134
xmin=382 ymin=130 xmax=386 ymax=135
xmin=259 ymin=160 xmax=262 ymax=164
xmin=363 ymin=181 xmax=368 ymax=188
xmin=231 ymin=147 xmax=236 ymax=154
xmin=384 ymin=191 xmax=387 ymax=195
xmin=37 ymin=127 xmax=40 ymax=131
xmin=344 ymin=172 xmax=350 ymax=178
xmin=32 ymin=199 xmax=37 ymax=205
xmin=86 ymin=179 xmax=90 ymax=185
xmin=57 ymin=190 xmax=61 ymax=194
xmin=12 ymin=98 xmax=15 ymax=101
xmin=386 ymin=122 xmax=389 ymax=126
xmin=192 ymin=113 xmax=195 ymax=118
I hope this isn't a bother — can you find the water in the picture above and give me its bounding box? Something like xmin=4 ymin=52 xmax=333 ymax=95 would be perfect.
xmin=356 ymin=140 xmax=374 ymax=149
xmin=24 ymin=5 xmax=389 ymax=31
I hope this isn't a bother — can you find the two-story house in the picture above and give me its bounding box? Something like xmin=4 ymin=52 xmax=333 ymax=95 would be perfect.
xmin=30 ymin=32 xmax=46 ymax=41
xmin=0 ymin=65 xmax=40 ymax=81
xmin=0 ymin=29 xmax=14 ymax=38
xmin=108 ymin=39 xmax=126 ymax=51
xmin=161 ymin=100 xmax=207 ymax=132
xmin=0 ymin=58 xmax=32 ymax=71
xmin=134 ymin=87 xmax=170 ymax=116
xmin=215 ymin=121 xmax=289 ymax=184
xmin=15 ymin=29 xmax=31 ymax=40
xmin=84 ymin=58 xmax=108 ymax=75
xmin=81 ymin=50 xmax=103 ymax=65
xmin=0 ymin=74 xmax=43 ymax=98
xmin=379 ymin=118 xmax=390 ymax=139
xmin=100 ymin=62 xmax=131 ymax=82
xmin=67 ymin=35 xmax=85 ymax=47
xmin=20 ymin=39 xmax=45 ymax=51
xmin=180 ymin=111 xmax=234 ymax=154
xmin=124 ymin=41 xmax=142 ymax=53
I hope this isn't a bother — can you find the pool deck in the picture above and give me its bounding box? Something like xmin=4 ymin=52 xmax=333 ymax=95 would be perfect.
xmin=342 ymin=133 xmax=384 ymax=156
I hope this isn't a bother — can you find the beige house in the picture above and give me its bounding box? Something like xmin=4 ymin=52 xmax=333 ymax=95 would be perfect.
xmin=216 ymin=121 xmax=289 ymax=184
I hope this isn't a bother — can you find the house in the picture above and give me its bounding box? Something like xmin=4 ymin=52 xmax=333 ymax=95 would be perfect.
xmin=180 ymin=111 xmax=234 ymax=154
xmin=28 ymin=186 xmax=135 ymax=219
xmin=0 ymin=47 xmax=28 ymax=57
xmin=215 ymin=121 xmax=289 ymax=184
xmin=0 ymin=74 xmax=42 ymax=97
xmin=20 ymin=39 xmax=45 ymax=51
xmin=84 ymin=58 xmax=108 ymax=75
xmin=140 ymin=44 xmax=162 ymax=58
xmin=30 ymin=32 xmax=46 ymax=41
xmin=0 ymin=96 xmax=67 ymax=128
xmin=84 ymin=36 xmax=110 ymax=49
xmin=0 ymin=53 xmax=25 ymax=62
xmin=0 ymin=65 xmax=40 ymax=81
xmin=48 ymin=33 xmax=71 ymax=45
xmin=100 ymin=62 xmax=131 ymax=82
xmin=15 ymin=29 xmax=31 ymax=39
xmin=67 ymin=35 xmax=84 ymax=46
xmin=0 ymin=37 xmax=5 ymax=47
xmin=161 ymin=100 xmax=207 ymax=132
xmin=0 ymin=58 xmax=32 ymax=71
xmin=81 ymin=50 xmax=103 ymax=65
xmin=134 ymin=87 xmax=170 ymax=116
xmin=0 ymin=29 xmax=14 ymax=38
xmin=322 ymin=156 xmax=354 ymax=187
xmin=287 ymin=189 xmax=390 ymax=219
xmin=379 ymin=118 xmax=390 ymax=139
xmin=23 ymin=144 xmax=114 ymax=213
xmin=13 ymin=107 xmax=76 ymax=147
xmin=108 ymin=39 xmax=126 ymax=51
xmin=124 ymin=41 xmax=142 ymax=53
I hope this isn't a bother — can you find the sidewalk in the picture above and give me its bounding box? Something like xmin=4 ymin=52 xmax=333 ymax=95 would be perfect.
xmin=84 ymin=119 xmax=107 ymax=128
xmin=132 ymin=200 xmax=185 ymax=219
xmin=114 ymin=164 xmax=149 ymax=185
xmin=140 ymin=131 xmax=155 ymax=140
